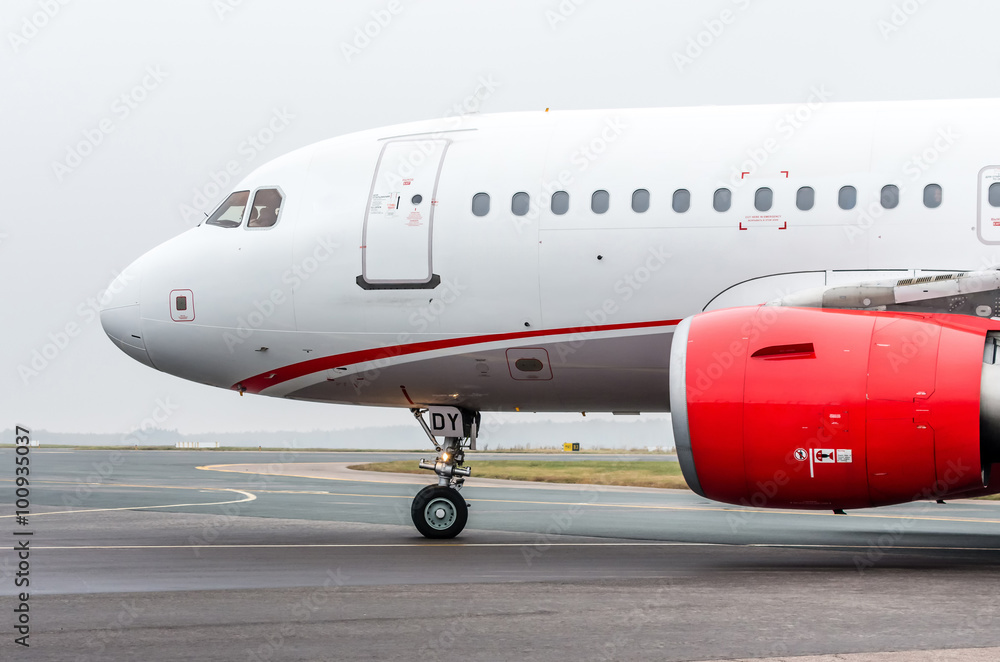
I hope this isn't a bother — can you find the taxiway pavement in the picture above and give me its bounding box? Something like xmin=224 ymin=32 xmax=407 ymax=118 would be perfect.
xmin=2 ymin=449 xmax=999 ymax=662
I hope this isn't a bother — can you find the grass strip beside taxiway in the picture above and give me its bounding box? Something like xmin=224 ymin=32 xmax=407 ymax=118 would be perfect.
xmin=349 ymin=459 xmax=689 ymax=489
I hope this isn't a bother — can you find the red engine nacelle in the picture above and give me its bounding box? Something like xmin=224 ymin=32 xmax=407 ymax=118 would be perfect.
xmin=669 ymin=306 xmax=1000 ymax=509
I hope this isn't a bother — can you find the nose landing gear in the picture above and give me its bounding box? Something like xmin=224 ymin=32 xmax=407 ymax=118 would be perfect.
xmin=409 ymin=408 xmax=478 ymax=539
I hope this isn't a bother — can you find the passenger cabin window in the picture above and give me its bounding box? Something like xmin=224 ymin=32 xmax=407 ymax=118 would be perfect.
xmin=839 ymin=186 xmax=857 ymax=210
xmin=247 ymin=188 xmax=284 ymax=228
xmin=714 ymin=188 xmax=731 ymax=212
xmin=206 ymin=191 xmax=250 ymax=228
xmin=755 ymin=187 xmax=773 ymax=212
xmin=632 ymin=189 xmax=650 ymax=213
xmin=512 ymin=192 xmax=530 ymax=216
xmin=592 ymin=190 xmax=610 ymax=214
xmin=552 ymin=191 xmax=570 ymax=215
xmin=924 ymin=184 xmax=942 ymax=208
xmin=672 ymin=189 xmax=691 ymax=213
xmin=796 ymin=186 xmax=815 ymax=211
xmin=990 ymin=183 xmax=1000 ymax=208
xmin=472 ymin=192 xmax=491 ymax=217
xmin=880 ymin=185 xmax=899 ymax=209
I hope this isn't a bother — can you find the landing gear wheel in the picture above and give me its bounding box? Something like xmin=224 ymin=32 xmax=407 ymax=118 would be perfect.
xmin=411 ymin=485 xmax=468 ymax=539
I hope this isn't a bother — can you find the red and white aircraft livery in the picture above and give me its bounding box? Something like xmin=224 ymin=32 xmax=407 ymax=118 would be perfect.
xmin=101 ymin=99 xmax=1000 ymax=538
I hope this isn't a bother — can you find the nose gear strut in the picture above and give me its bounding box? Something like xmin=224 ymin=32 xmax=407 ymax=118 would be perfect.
xmin=409 ymin=407 xmax=478 ymax=538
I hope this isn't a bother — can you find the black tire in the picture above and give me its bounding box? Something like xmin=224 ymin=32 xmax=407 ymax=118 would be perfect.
xmin=411 ymin=485 xmax=468 ymax=539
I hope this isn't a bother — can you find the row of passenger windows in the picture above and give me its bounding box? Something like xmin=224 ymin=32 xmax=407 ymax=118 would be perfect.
xmin=469 ymin=184 xmax=947 ymax=217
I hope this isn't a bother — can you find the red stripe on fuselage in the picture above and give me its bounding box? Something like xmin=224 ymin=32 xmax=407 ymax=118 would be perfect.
xmin=234 ymin=319 xmax=681 ymax=394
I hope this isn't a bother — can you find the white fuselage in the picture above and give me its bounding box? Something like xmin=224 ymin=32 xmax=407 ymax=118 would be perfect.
xmin=100 ymin=99 xmax=1000 ymax=413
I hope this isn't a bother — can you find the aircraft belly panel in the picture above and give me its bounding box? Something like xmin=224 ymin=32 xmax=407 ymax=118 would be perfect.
xmin=282 ymin=331 xmax=672 ymax=412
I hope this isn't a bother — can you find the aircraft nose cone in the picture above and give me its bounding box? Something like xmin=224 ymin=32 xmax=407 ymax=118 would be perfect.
xmin=100 ymin=262 xmax=154 ymax=369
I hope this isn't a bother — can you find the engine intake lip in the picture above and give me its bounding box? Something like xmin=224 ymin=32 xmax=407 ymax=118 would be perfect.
xmin=669 ymin=316 xmax=706 ymax=498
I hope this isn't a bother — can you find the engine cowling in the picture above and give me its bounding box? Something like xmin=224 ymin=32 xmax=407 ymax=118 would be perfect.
xmin=669 ymin=306 xmax=1000 ymax=509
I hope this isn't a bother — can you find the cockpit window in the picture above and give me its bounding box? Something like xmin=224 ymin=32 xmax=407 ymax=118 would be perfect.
xmin=247 ymin=188 xmax=284 ymax=229
xmin=205 ymin=191 xmax=249 ymax=228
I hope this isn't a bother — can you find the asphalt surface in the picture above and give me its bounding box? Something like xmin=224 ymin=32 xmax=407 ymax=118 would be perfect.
xmin=2 ymin=448 xmax=1000 ymax=661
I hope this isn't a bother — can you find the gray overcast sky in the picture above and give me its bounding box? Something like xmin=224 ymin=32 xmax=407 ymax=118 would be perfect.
xmin=2 ymin=0 xmax=997 ymax=434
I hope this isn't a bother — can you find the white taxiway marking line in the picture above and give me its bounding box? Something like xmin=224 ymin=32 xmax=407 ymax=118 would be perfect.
xmin=0 ymin=488 xmax=256 ymax=518
xmin=6 ymin=479 xmax=999 ymax=526
xmin=10 ymin=478 xmax=1000 ymax=525
xmin=198 ymin=466 xmax=1000 ymax=524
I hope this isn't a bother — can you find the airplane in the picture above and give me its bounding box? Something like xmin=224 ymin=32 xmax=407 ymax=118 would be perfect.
xmin=100 ymin=98 xmax=1000 ymax=538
